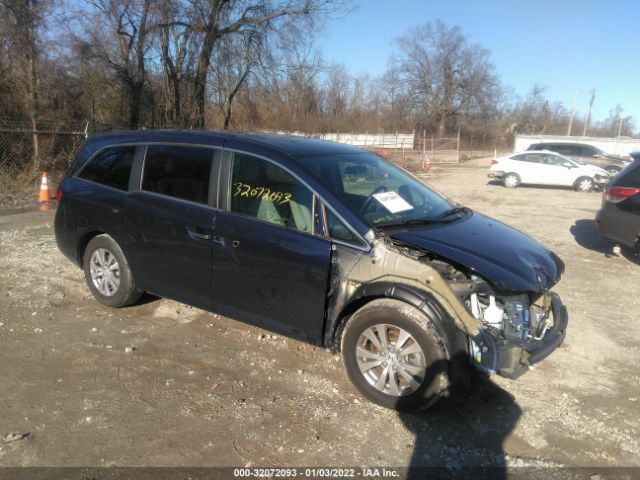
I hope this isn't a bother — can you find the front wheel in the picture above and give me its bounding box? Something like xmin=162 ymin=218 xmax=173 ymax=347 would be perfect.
xmin=341 ymin=299 xmax=449 ymax=411
xmin=83 ymin=234 xmax=142 ymax=307
xmin=605 ymin=166 xmax=622 ymax=175
xmin=574 ymin=176 xmax=594 ymax=192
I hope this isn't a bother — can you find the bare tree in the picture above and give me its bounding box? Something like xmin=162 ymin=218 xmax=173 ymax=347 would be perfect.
xmin=0 ymin=0 xmax=48 ymax=169
xmin=174 ymin=0 xmax=339 ymax=128
xmin=390 ymin=20 xmax=500 ymax=137
xmin=209 ymin=27 xmax=264 ymax=129
xmin=158 ymin=0 xmax=199 ymax=126
xmin=76 ymin=0 xmax=154 ymax=128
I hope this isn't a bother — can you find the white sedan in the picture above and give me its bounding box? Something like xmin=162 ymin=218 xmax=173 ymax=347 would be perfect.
xmin=488 ymin=150 xmax=610 ymax=192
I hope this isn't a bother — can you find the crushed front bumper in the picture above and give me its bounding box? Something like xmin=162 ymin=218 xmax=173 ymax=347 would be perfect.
xmin=470 ymin=292 xmax=568 ymax=379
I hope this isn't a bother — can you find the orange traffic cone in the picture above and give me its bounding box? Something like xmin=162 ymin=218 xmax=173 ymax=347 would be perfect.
xmin=39 ymin=172 xmax=52 ymax=202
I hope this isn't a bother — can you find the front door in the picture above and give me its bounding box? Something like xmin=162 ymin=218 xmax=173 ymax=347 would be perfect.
xmin=212 ymin=151 xmax=331 ymax=342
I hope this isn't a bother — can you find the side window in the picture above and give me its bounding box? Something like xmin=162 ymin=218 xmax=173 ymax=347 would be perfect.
xmin=142 ymin=145 xmax=213 ymax=204
xmin=579 ymin=146 xmax=597 ymax=156
xmin=78 ymin=146 xmax=135 ymax=190
xmin=514 ymin=153 xmax=540 ymax=163
xmin=325 ymin=206 xmax=360 ymax=244
xmin=544 ymin=154 xmax=568 ymax=166
xmin=230 ymin=153 xmax=313 ymax=234
xmin=552 ymin=145 xmax=571 ymax=156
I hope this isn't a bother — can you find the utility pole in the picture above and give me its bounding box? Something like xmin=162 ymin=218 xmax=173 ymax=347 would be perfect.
xmin=567 ymin=90 xmax=578 ymax=136
xmin=617 ymin=117 xmax=624 ymax=137
xmin=582 ymin=89 xmax=596 ymax=137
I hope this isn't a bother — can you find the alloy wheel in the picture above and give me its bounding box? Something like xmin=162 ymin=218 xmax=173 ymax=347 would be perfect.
xmin=355 ymin=324 xmax=426 ymax=396
xmin=577 ymin=179 xmax=593 ymax=192
xmin=89 ymin=248 xmax=120 ymax=297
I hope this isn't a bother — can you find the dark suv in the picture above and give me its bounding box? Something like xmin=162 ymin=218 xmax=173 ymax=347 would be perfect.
xmin=55 ymin=130 xmax=568 ymax=411
xmin=596 ymin=152 xmax=640 ymax=249
xmin=527 ymin=142 xmax=628 ymax=174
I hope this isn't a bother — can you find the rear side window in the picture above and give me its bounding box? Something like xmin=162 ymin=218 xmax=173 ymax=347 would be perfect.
xmin=513 ymin=153 xmax=540 ymax=163
xmin=553 ymin=145 xmax=575 ymax=156
xmin=578 ymin=146 xmax=597 ymax=156
xmin=142 ymin=145 xmax=214 ymax=204
xmin=77 ymin=146 xmax=135 ymax=191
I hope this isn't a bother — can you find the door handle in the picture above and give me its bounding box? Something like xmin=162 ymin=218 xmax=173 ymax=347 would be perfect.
xmin=213 ymin=235 xmax=225 ymax=246
xmin=188 ymin=226 xmax=213 ymax=241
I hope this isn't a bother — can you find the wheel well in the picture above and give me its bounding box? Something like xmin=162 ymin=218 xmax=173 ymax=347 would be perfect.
xmin=330 ymin=292 xmax=466 ymax=355
xmin=330 ymin=295 xmax=384 ymax=351
xmin=76 ymin=231 xmax=105 ymax=266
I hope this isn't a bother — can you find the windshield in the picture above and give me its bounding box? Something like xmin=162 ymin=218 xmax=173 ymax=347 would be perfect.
xmin=296 ymin=152 xmax=455 ymax=227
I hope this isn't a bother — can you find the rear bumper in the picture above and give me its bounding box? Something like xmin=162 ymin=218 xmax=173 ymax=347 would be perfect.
xmin=595 ymin=204 xmax=640 ymax=248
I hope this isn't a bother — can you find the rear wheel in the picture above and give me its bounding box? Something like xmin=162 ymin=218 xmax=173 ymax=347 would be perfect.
xmin=503 ymin=173 xmax=520 ymax=188
xmin=574 ymin=176 xmax=594 ymax=192
xmin=83 ymin=234 xmax=142 ymax=307
xmin=341 ymin=299 xmax=449 ymax=411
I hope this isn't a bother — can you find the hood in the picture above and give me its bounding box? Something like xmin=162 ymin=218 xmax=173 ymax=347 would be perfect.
xmin=579 ymin=164 xmax=608 ymax=175
xmin=388 ymin=211 xmax=564 ymax=293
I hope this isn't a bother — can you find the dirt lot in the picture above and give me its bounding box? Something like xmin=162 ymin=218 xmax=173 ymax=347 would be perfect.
xmin=1 ymin=164 xmax=639 ymax=475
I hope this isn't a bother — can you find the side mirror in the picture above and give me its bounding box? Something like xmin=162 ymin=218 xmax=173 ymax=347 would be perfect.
xmin=563 ymin=163 xmax=574 ymax=168
xmin=593 ymin=154 xmax=601 ymax=158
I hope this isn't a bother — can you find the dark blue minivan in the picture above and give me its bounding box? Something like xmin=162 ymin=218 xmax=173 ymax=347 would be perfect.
xmin=55 ymin=130 xmax=568 ymax=410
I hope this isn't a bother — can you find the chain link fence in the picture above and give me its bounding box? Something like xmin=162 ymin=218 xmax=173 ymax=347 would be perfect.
xmin=0 ymin=118 xmax=89 ymax=207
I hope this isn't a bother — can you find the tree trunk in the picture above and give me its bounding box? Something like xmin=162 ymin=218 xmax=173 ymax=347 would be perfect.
xmin=26 ymin=0 xmax=39 ymax=170
xmin=194 ymin=30 xmax=218 ymax=128
xmin=223 ymin=66 xmax=251 ymax=129
xmin=194 ymin=0 xmax=226 ymax=129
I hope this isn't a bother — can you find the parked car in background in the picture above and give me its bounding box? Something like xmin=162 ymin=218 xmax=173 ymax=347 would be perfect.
xmin=488 ymin=150 xmax=610 ymax=191
xmin=527 ymin=142 xmax=629 ymax=174
xmin=596 ymin=152 xmax=640 ymax=249
xmin=54 ymin=130 xmax=568 ymax=411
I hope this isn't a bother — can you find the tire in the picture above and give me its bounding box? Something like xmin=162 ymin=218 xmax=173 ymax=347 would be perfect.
xmin=574 ymin=176 xmax=594 ymax=192
xmin=82 ymin=234 xmax=142 ymax=307
xmin=503 ymin=173 xmax=520 ymax=188
xmin=341 ymin=299 xmax=449 ymax=411
xmin=605 ymin=166 xmax=622 ymax=175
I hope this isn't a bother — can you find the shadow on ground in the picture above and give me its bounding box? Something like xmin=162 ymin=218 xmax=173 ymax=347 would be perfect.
xmin=485 ymin=180 xmax=597 ymax=193
xmin=570 ymin=219 xmax=640 ymax=266
xmin=398 ymin=369 xmax=521 ymax=479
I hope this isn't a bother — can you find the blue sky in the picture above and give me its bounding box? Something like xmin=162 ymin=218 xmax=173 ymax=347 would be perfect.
xmin=317 ymin=0 xmax=640 ymax=124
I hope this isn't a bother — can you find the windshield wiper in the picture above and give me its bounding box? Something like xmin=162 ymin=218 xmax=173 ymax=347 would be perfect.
xmin=433 ymin=205 xmax=471 ymax=221
xmin=378 ymin=206 xmax=471 ymax=229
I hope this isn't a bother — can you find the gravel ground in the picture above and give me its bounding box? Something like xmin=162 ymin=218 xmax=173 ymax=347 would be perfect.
xmin=1 ymin=164 xmax=639 ymax=476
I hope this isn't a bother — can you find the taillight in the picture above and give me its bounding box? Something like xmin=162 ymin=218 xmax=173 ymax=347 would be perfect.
xmin=491 ymin=159 xmax=499 ymax=165
xmin=55 ymin=189 xmax=63 ymax=201
xmin=605 ymin=187 xmax=640 ymax=203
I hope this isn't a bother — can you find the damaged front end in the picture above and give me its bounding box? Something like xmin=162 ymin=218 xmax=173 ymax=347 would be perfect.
xmin=326 ymin=227 xmax=568 ymax=381
xmin=450 ymin=275 xmax=568 ymax=378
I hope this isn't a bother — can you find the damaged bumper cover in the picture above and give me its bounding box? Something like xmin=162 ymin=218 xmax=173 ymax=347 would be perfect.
xmin=470 ymin=292 xmax=568 ymax=379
